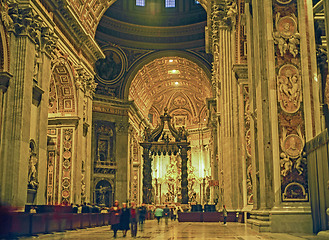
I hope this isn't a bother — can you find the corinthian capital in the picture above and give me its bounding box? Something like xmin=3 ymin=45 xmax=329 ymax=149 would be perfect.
xmin=74 ymin=65 xmax=97 ymax=97
xmin=211 ymin=0 xmax=237 ymax=30
xmin=41 ymin=27 xmax=58 ymax=56
xmin=7 ymin=2 xmax=57 ymax=55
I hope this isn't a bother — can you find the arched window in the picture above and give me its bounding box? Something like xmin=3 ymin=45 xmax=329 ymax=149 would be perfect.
xmin=136 ymin=0 xmax=145 ymax=6
xmin=165 ymin=0 xmax=175 ymax=8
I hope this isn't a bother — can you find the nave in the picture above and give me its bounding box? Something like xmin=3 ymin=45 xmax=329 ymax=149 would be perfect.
xmin=19 ymin=220 xmax=324 ymax=240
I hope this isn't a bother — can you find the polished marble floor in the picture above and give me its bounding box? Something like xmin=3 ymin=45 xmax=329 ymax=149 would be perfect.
xmin=19 ymin=220 xmax=322 ymax=240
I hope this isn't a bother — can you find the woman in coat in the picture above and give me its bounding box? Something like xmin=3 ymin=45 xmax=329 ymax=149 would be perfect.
xmin=109 ymin=200 xmax=121 ymax=238
xmin=120 ymin=202 xmax=130 ymax=237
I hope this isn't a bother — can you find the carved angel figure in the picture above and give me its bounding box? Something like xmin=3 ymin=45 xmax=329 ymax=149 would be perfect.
xmin=273 ymin=31 xmax=288 ymax=56
xmin=280 ymin=152 xmax=292 ymax=177
xmin=288 ymin=33 xmax=300 ymax=57
xmin=295 ymin=152 xmax=306 ymax=175
xmin=277 ymin=70 xmax=301 ymax=109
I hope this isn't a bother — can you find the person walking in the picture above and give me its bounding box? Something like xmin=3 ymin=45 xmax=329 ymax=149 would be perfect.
xmin=110 ymin=200 xmax=121 ymax=238
xmin=163 ymin=205 xmax=170 ymax=225
xmin=222 ymin=205 xmax=228 ymax=225
xmin=172 ymin=206 xmax=178 ymax=221
xmin=138 ymin=203 xmax=147 ymax=231
xmin=120 ymin=202 xmax=130 ymax=237
xmin=130 ymin=201 xmax=138 ymax=237
xmin=154 ymin=206 xmax=163 ymax=224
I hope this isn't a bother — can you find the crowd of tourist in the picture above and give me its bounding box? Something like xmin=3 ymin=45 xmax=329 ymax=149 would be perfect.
xmin=107 ymin=201 xmax=184 ymax=238
xmin=26 ymin=201 xmax=229 ymax=238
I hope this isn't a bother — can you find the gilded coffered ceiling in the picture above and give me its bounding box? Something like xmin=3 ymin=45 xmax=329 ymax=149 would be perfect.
xmin=129 ymin=56 xmax=212 ymax=129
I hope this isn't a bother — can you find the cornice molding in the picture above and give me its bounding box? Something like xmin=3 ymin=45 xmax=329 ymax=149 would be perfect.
xmin=48 ymin=116 xmax=80 ymax=126
xmin=100 ymin=16 xmax=207 ymax=37
xmin=232 ymin=63 xmax=248 ymax=81
xmin=51 ymin=0 xmax=105 ymax=62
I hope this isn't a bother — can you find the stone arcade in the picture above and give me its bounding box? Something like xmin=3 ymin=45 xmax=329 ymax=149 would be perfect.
xmin=0 ymin=0 xmax=329 ymax=236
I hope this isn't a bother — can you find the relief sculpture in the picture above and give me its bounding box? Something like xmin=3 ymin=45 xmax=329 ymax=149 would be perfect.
xmin=280 ymin=126 xmax=305 ymax=177
xmin=277 ymin=64 xmax=302 ymax=113
xmin=273 ymin=13 xmax=300 ymax=58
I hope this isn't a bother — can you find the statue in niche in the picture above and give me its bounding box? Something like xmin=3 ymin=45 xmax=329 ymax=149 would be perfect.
xmin=280 ymin=152 xmax=292 ymax=177
xmin=33 ymin=51 xmax=42 ymax=82
xmin=98 ymin=185 xmax=108 ymax=205
xmin=28 ymin=147 xmax=39 ymax=190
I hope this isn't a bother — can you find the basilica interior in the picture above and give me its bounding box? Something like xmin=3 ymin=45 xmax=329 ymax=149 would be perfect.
xmin=0 ymin=0 xmax=329 ymax=236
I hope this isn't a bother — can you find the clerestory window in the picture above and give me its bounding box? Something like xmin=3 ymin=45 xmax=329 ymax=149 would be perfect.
xmin=165 ymin=0 xmax=175 ymax=8
xmin=136 ymin=0 xmax=145 ymax=6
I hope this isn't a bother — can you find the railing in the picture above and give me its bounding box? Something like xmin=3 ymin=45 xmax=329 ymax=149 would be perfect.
xmin=0 ymin=212 xmax=110 ymax=238
xmin=306 ymin=128 xmax=329 ymax=234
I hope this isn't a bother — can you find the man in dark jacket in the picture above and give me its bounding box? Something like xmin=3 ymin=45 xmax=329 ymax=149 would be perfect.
xmin=81 ymin=202 xmax=90 ymax=213
xmin=163 ymin=205 xmax=170 ymax=225
xmin=138 ymin=203 xmax=147 ymax=231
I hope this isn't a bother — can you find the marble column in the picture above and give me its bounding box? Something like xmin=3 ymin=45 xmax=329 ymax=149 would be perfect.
xmin=245 ymin=0 xmax=319 ymax=233
xmin=211 ymin=1 xmax=240 ymax=210
xmin=0 ymin=30 xmax=36 ymax=209
xmin=115 ymin=119 xmax=129 ymax=203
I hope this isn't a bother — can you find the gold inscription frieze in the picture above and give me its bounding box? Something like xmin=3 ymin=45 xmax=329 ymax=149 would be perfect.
xmin=93 ymin=104 xmax=128 ymax=116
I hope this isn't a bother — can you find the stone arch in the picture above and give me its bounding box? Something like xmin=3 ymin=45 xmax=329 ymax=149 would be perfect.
xmin=48 ymin=61 xmax=77 ymax=115
xmin=123 ymin=50 xmax=213 ymax=100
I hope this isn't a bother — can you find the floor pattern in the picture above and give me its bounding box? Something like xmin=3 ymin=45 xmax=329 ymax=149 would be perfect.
xmin=18 ymin=220 xmax=322 ymax=240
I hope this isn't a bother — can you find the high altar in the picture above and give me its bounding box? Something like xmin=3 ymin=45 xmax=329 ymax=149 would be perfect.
xmin=140 ymin=108 xmax=213 ymax=205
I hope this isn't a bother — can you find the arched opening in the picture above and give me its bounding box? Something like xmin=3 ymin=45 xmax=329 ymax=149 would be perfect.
xmin=48 ymin=63 xmax=77 ymax=115
xmin=46 ymin=61 xmax=78 ymax=205
xmin=129 ymin=56 xmax=213 ymax=204
xmin=93 ymin=0 xmax=213 ymax=206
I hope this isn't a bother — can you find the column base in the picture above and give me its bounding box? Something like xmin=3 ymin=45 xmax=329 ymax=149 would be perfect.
xmin=247 ymin=210 xmax=271 ymax=232
xmin=270 ymin=205 xmax=313 ymax=234
xmin=317 ymin=231 xmax=329 ymax=239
